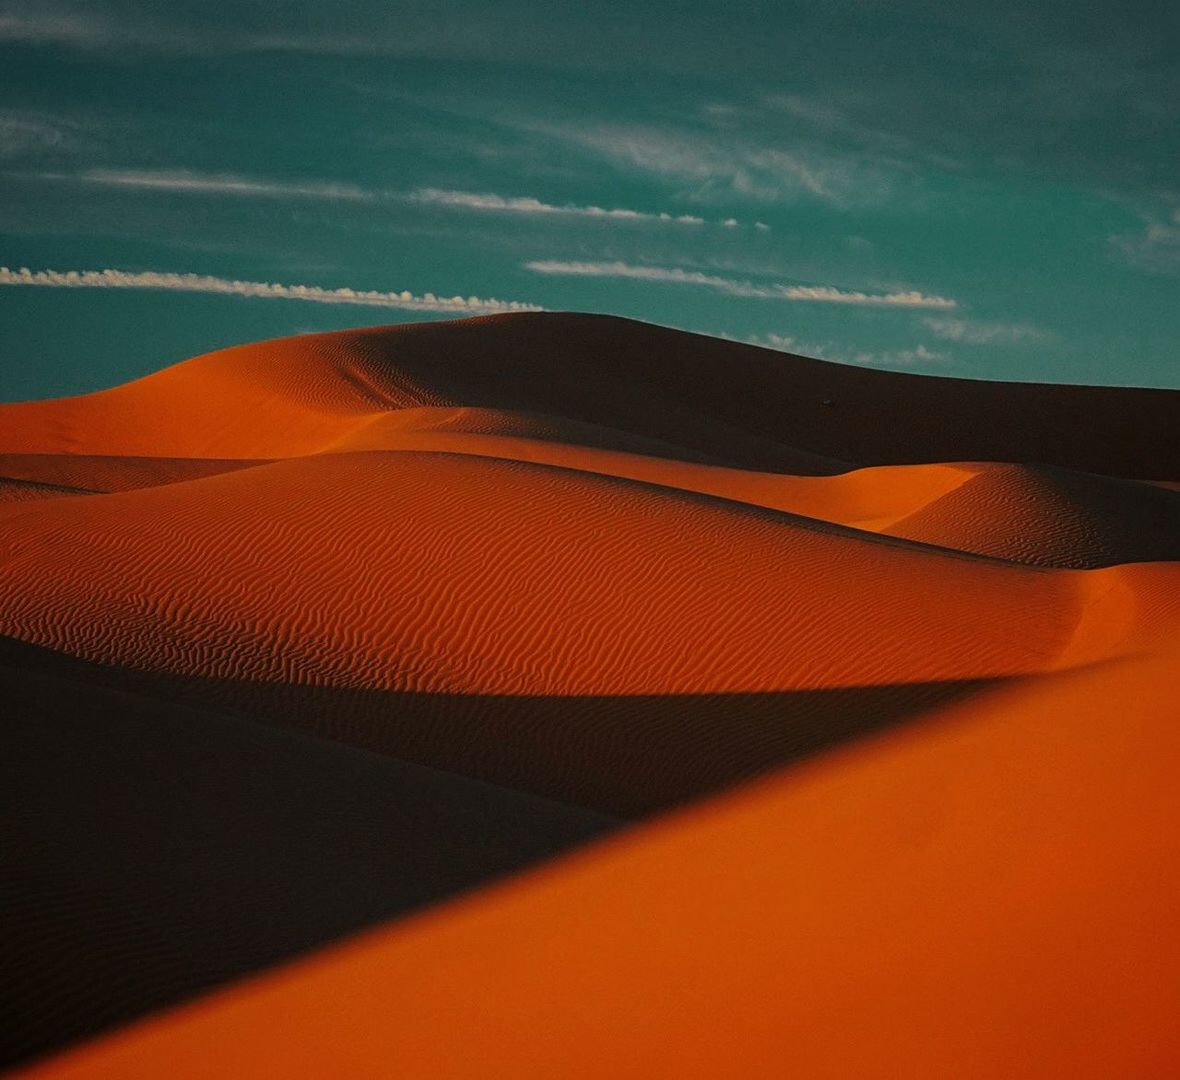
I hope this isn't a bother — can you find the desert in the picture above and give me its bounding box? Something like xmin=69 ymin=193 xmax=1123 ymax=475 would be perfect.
xmin=3 ymin=312 xmax=1179 ymax=1075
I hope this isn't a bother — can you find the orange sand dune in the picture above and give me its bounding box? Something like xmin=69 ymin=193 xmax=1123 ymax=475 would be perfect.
xmin=2 ymin=430 xmax=1177 ymax=570
xmin=0 ymin=320 xmax=837 ymax=470
xmin=2 ymin=448 xmax=1177 ymax=814
xmin=3 ymin=313 xmax=1179 ymax=1072
xmin=310 ymin=414 xmax=982 ymax=529
xmin=236 ymin=420 xmax=1180 ymax=569
xmin=2 ymin=313 xmax=1177 ymax=477
xmin=20 ymin=646 xmax=1180 ymax=1080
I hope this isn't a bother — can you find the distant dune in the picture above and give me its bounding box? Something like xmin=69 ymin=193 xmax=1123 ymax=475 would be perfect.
xmin=3 ymin=313 xmax=1179 ymax=1076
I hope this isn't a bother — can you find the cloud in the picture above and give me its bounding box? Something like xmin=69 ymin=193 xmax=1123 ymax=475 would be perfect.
xmin=852 ymin=343 xmax=948 ymax=366
xmin=922 ymin=316 xmax=1049 ymax=344
xmin=0 ymin=5 xmax=547 ymax=57
xmin=0 ymin=266 xmax=542 ymax=314
xmin=758 ymin=94 xmax=960 ymax=170
xmin=74 ymin=169 xmax=375 ymax=201
xmin=0 ymin=7 xmax=212 ymax=51
xmin=0 ymin=111 xmax=82 ymax=158
xmin=759 ymin=333 xmax=949 ymax=367
xmin=546 ymin=122 xmax=895 ymax=208
xmin=525 ymin=260 xmax=956 ymax=308
xmin=49 ymin=170 xmax=742 ymax=227
xmin=1111 ymin=208 xmax=1180 ymax=274
xmin=0 ymin=10 xmax=111 ymax=47
xmin=409 ymin=188 xmax=708 ymax=225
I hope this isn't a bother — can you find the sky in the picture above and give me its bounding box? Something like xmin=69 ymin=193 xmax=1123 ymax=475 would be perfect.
xmin=1 ymin=0 xmax=1178 ymax=401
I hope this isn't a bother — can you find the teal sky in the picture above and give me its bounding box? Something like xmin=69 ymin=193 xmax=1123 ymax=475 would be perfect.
xmin=1 ymin=0 xmax=1178 ymax=401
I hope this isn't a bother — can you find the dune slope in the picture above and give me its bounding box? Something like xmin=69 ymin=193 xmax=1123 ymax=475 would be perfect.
xmin=17 ymin=648 xmax=1180 ymax=1080
xmin=16 ymin=651 xmax=1180 ymax=1080
xmin=2 ymin=312 xmax=1178 ymax=1075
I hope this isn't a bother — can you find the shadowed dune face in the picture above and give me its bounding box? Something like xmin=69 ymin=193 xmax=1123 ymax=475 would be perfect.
xmin=25 ymin=648 xmax=1179 ymax=1080
xmin=0 ymin=476 xmax=88 ymax=503
xmin=2 ymin=313 xmax=1179 ymax=1075
xmin=0 ymin=454 xmax=269 ymax=494
xmin=1 ymin=638 xmax=1009 ymax=817
xmin=885 ymin=463 xmax=1180 ymax=567
xmin=0 ymin=639 xmax=614 ymax=1067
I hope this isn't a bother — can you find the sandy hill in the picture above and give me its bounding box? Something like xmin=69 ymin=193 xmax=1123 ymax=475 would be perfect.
xmin=2 ymin=312 xmax=1177 ymax=476
xmin=2 ymin=312 xmax=1178 ymax=1077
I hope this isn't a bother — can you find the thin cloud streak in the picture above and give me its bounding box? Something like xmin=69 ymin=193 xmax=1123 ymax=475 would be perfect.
xmin=759 ymin=332 xmax=949 ymax=367
xmin=0 ymin=11 xmax=112 ymax=47
xmin=526 ymin=260 xmax=956 ymax=309
xmin=55 ymin=170 xmax=736 ymax=227
xmin=922 ymin=316 xmax=1049 ymax=344
xmin=0 ymin=266 xmax=542 ymax=314
xmin=77 ymin=169 xmax=375 ymax=201
xmin=410 ymin=188 xmax=708 ymax=225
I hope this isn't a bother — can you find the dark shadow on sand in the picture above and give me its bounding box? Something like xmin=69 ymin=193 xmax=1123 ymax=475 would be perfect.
xmin=1 ymin=635 xmax=1013 ymax=1068
xmin=1 ymin=635 xmax=1013 ymax=821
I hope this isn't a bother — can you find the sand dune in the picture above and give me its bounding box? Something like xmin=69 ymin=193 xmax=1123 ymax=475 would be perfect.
xmin=22 ymin=646 xmax=1178 ymax=1080
xmin=2 ymin=313 xmax=1178 ymax=1074
xmin=2 ymin=314 xmax=1177 ymax=475
xmin=2 ymin=448 xmax=1177 ymax=815
xmin=2 ymin=436 xmax=1177 ymax=568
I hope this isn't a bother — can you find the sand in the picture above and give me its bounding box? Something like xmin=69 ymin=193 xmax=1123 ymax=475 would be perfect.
xmin=2 ymin=312 xmax=1178 ymax=1075
xmin=0 ymin=638 xmax=613 ymax=1066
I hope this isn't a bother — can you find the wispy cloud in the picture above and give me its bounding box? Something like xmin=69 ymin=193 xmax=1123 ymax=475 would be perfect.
xmin=1111 ymin=208 xmax=1180 ymax=274
xmin=922 ymin=316 xmax=1049 ymax=344
xmin=544 ymin=122 xmax=896 ymax=207
xmin=0 ymin=8 xmax=220 ymax=51
xmin=73 ymin=169 xmax=375 ymax=201
xmin=763 ymin=95 xmax=897 ymax=146
xmin=0 ymin=7 xmax=521 ymax=56
xmin=0 ymin=7 xmax=311 ymax=52
xmin=759 ymin=333 xmax=949 ymax=367
xmin=0 ymin=109 xmax=85 ymax=159
xmin=0 ymin=266 xmax=542 ymax=314
xmin=758 ymin=94 xmax=960 ymax=171
xmin=50 ymin=169 xmax=739 ymax=227
xmin=525 ymin=260 xmax=956 ymax=309
xmin=409 ymin=188 xmax=708 ymax=225
xmin=0 ymin=10 xmax=111 ymax=47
